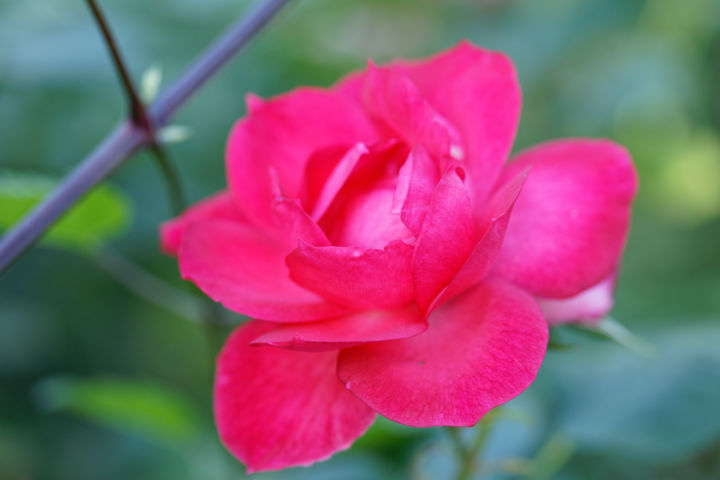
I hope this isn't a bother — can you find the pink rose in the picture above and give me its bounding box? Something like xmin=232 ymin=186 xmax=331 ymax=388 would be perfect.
xmin=160 ymin=41 xmax=637 ymax=472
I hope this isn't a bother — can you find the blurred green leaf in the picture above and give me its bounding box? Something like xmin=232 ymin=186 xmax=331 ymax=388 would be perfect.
xmin=542 ymin=320 xmax=720 ymax=467
xmin=578 ymin=317 xmax=657 ymax=358
xmin=34 ymin=376 xmax=200 ymax=444
xmin=0 ymin=173 xmax=131 ymax=253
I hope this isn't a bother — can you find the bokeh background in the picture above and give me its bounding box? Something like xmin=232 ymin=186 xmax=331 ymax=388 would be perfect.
xmin=2 ymin=0 xmax=720 ymax=478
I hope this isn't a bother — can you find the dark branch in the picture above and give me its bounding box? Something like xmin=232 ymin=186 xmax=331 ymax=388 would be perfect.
xmin=86 ymin=0 xmax=186 ymax=215
xmin=0 ymin=0 xmax=293 ymax=273
xmin=85 ymin=0 xmax=151 ymax=130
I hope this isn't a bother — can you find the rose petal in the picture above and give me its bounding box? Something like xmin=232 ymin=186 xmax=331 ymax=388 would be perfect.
xmin=334 ymin=69 xmax=365 ymax=103
xmin=304 ymin=143 xmax=369 ymax=220
xmin=216 ymin=321 xmax=376 ymax=472
xmin=338 ymin=42 xmax=521 ymax=204
xmin=286 ymin=240 xmax=414 ymax=310
xmin=395 ymin=42 xmax=521 ymax=203
xmin=159 ymin=191 xmax=244 ymax=256
xmin=244 ymin=92 xmax=265 ymax=113
xmin=412 ymin=165 xmax=476 ymax=312
xmin=250 ymin=304 xmax=426 ymax=352
xmin=271 ymin=198 xmax=330 ymax=252
xmin=328 ymin=185 xmax=414 ymax=249
xmin=179 ymin=220 xmax=345 ymax=322
xmin=319 ymin=141 xmax=414 ymax=249
xmin=537 ymin=274 xmax=616 ymax=326
xmin=227 ymin=88 xmax=379 ymax=229
xmin=493 ymin=139 xmax=637 ymax=298
xmin=301 ymin=145 xmax=352 ymax=213
xmin=393 ymin=145 xmax=441 ymax=236
xmin=362 ymin=63 xmax=465 ymax=161
xmin=428 ymin=169 xmax=528 ymax=312
xmin=337 ymin=279 xmax=548 ymax=427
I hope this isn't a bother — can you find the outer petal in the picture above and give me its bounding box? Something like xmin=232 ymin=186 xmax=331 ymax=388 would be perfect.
xmin=250 ymin=305 xmax=426 ymax=352
xmin=428 ymin=169 xmax=528 ymax=312
xmin=337 ymin=279 xmax=548 ymax=427
xmin=286 ymin=240 xmax=414 ymax=310
xmin=412 ymin=165 xmax=476 ymax=312
xmin=537 ymin=275 xmax=616 ymax=326
xmin=338 ymin=42 xmax=521 ymax=203
xmin=215 ymin=321 xmax=376 ymax=472
xmin=362 ymin=63 xmax=464 ymax=161
xmin=227 ymin=88 xmax=379 ymax=229
xmin=493 ymin=139 xmax=637 ymax=298
xmin=179 ymin=220 xmax=346 ymax=322
xmin=334 ymin=69 xmax=365 ymax=104
xmin=159 ymin=191 xmax=243 ymax=256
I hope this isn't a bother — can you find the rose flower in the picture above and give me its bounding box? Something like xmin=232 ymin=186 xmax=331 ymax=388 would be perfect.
xmin=160 ymin=41 xmax=637 ymax=472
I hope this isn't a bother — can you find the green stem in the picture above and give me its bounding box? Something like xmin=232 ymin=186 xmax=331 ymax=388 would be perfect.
xmin=93 ymin=248 xmax=204 ymax=322
xmin=149 ymin=141 xmax=187 ymax=215
xmin=450 ymin=428 xmax=474 ymax=480
xmin=446 ymin=409 xmax=501 ymax=480
xmin=95 ymin=248 xmax=232 ymax=372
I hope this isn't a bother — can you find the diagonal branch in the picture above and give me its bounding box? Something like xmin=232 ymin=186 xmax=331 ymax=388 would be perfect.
xmin=147 ymin=0 xmax=294 ymax=126
xmin=0 ymin=0 xmax=294 ymax=274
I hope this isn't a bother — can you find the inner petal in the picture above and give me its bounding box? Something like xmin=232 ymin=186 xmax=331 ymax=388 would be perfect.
xmin=318 ymin=141 xmax=415 ymax=249
xmin=331 ymin=185 xmax=414 ymax=249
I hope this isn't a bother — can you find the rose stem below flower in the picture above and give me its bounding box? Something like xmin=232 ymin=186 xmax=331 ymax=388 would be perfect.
xmin=446 ymin=408 xmax=502 ymax=480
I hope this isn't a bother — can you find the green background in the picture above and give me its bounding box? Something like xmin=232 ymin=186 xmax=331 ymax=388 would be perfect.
xmin=2 ymin=0 xmax=720 ymax=478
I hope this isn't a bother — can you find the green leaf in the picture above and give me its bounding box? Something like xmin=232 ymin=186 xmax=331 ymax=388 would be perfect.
xmin=579 ymin=317 xmax=657 ymax=358
xmin=34 ymin=376 xmax=200 ymax=444
xmin=0 ymin=173 xmax=131 ymax=253
xmin=540 ymin=319 xmax=720 ymax=467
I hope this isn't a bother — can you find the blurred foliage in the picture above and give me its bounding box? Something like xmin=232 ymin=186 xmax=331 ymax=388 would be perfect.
xmin=33 ymin=376 xmax=201 ymax=444
xmin=0 ymin=173 xmax=131 ymax=252
xmin=1 ymin=0 xmax=720 ymax=479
